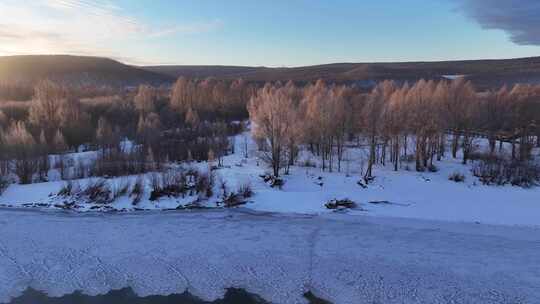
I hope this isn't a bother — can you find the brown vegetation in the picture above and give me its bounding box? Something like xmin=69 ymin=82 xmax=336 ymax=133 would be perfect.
xmin=0 ymin=71 xmax=538 ymax=189
xmin=0 ymin=77 xmax=253 ymax=184
xmin=248 ymin=78 xmax=540 ymax=183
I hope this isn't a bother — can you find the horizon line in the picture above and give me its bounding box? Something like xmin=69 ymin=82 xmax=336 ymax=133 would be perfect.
xmin=1 ymin=53 xmax=540 ymax=68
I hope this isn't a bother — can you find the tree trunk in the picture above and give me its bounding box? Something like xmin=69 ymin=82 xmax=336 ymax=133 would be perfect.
xmin=381 ymin=140 xmax=387 ymax=166
xmin=393 ymin=137 xmax=399 ymax=171
xmin=452 ymin=133 xmax=459 ymax=158
xmin=462 ymin=133 xmax=470 ymax=165
xmin=403 ymin=135 xmax=408 ymax=159
xmin=437 ymin=134 xmax=445 ymax=161
xmin=364 ymin=134 xmax=376 ymax=181
xmin=415 ymin=139 xmax=422 ymax=171
xmin=511 ymin=139 xmax=516 ymax=160
xmin=488 ymin=136 xmax=496 ymax=155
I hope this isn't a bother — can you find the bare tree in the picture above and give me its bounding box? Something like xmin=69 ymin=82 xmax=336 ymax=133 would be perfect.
xmin=170 ymin=77 xmax=195 ymax=115
xmin=362 ymin=81 xmax=395 ymax=180
xmin=134 ymin=85 xmax=157 ymax=115
xmin=185 ymin=107 xmax=200 ymax=128
xmin=59 ymin=97 xmax=93 ymax=149
xmin=3 ymin=121 xmax=38 ymax=184
xmin=29 ymin=80 xmax=67 ymax=142
xmin=249 ymin=84 xmax=296 ymax=177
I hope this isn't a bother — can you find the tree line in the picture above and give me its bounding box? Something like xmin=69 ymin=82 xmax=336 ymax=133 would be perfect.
xmin=0 ymin=77 xmax=255 ymax=184
xmin=248 ymin=78 xmax=540 ymax=182
xmin=1 ymin=75 xmax=539 ymax=187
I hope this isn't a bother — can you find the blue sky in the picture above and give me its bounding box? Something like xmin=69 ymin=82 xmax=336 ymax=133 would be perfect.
xmin=0 ymin=0 xmax=538 ymax=66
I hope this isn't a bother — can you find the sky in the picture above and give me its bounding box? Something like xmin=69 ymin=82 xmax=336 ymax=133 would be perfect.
xmin=0 ymin=0 xmax=539 ymax=66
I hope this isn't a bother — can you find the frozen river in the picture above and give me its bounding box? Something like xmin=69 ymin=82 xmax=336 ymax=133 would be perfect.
xmin=0 ymin=208 xmax=539 ymax=304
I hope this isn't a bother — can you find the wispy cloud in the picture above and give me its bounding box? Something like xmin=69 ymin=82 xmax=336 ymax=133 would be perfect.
xmin=149 ymin=20 xmax=224 ymax=38
xmin=42 ymin=0 xmax=144 ymax=36
xmin=0 ymin=0 xmax=222 ymax=63
xmin=0 ymin=25 xmax=64 ymax=42
xmin=457 ymin=0 xmax=540 ymax=45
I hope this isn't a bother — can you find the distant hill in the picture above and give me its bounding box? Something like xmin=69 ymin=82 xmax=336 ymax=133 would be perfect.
xmin=143 ymin=65 xmax=269 ymax=79
xmin=145 ymin=57 xmax=540 ymax=89
xmin=0 ymin=55 xmax=174 ymax=88
xmin=2 ymin=55 xmax=540 ymax=90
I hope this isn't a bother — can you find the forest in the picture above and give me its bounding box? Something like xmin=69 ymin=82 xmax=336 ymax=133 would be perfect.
xmin=0 ymin=76 xmax=539 ymax=196
xmin=249 ymin=79 xmax=540 ymax=185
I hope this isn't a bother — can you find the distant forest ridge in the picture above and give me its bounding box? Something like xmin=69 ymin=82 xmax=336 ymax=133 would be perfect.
xmin=0 ymin=55 xmax=172 ymax=88
xmin=2 ymin=55 xmax=540 ymax=94
xmin=144 ymin=56 xmax=540 ymax=89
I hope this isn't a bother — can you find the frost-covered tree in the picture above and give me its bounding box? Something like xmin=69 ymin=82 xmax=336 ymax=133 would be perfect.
xmin=134 ymin=85 xmax=157 ymax=115
xmin=53 ymin=129 xmax=67 ymax=153
xmin=249 ymin=84 xmax=297 ymax=177
xmin=362 ymin=81 xmax=395 ymax=180
xmin=3 ymin=122 xmax=38 ymax=184
xmin=59 ymin=97 xmax=92 ymax=149
xmin=29 ymin=80 xmax=67 ymax=142
xmin=185 ymin=107 xmax=200 ymax=128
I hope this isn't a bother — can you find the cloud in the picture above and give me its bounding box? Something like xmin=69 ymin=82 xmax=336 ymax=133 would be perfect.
xmin=0 ymin=22 xmax=91 ymax=56
xmin=0 ymin=0 xmax=222 ymax=63
xmin=41 ymin=0 xmax=144 ymax=35
xmin=149 ymin=20 xmax=224 ymax=38
xmin=457 ymin=0 xmax=540 ymax=45
xmin=0 ymin=25 xmax=64 ymax=42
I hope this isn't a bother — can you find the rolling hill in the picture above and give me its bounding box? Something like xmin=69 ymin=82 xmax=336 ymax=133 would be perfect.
xmin=0 ymin=55 xmax=173 ymax=87
xmin=2 ymin=55 xmax=540 ymax=90
xmin=145 ymin=57 xmax=540 ymax=89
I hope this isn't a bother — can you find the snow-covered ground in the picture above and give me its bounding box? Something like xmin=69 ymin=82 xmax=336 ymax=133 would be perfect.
xmin=0 ymin=208 xmax=539 ymax=304
xmin=1 ymin=132 xmax=540 ymax=303
xmin=238 ymin=133 xmax=540 ymax=227
xmin=1 ymin=131 xmax=539 ymax=227
xmin=222 ymin=148 xmax=540 ymax=227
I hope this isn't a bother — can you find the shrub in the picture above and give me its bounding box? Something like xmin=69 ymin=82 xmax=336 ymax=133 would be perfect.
xmin=218 ymin=178 xmax=229 ymax=198
xmin=221 ymin=191 xmax=244 ymax=207
xmin=300 ymin=159 xmax=316 ymax=168
xmin=149 ymin=172 xmax=163 ymax=194
xmin=112 ymin=177 xmax=131 ymax=199
xmin=149 ymin=184 xmax=184 ymax=200
xmin=15 ymin=158 xmax=39 ymax=185
xmin=448 ymin=172 xmax=466 ymax=183
xmin=58 ymin=180 xmax=76 ymax=196
xmin=82 ymin=178 xmax=112 ymax=204
xmin=73 ymin=159 xmax=94 ymax=179
xmin=238 ymin=183 xmax=253 ymax=198
xmin=325 ymin=199 xmax=357 ymax=210
xmin=130 ymin=175 xmax=145 ymax=205
xmin=58 ymin=178 xmax=112 ymax=204
xmin=219 ymin=183 xmax=253 ymax=208
xmin=400 ymin=154 xmax=415 ymax=163
xmin=356 ymin=180 xmax=368 ymax=189
xmin=260 ymin=173 xmax=284 ymax=188
xmin=149 ymin=168 xmax=216 ymax=201
xmin=427 ymin=164 xmax=438 ymax=172
xmin=149 ymin=169 xmax=188 ymax=201
xmin=94 ymin=147 xmax=153 ymax=178
xmin=196 ymin=171 xmax=214 ymax=198
xmin=468 ymin=152 xmax=502 ymax=163
xmin=0 ymin=176 xmax=10 ymax=194
xmin=472 ymin=158 xmax=540 ymax=188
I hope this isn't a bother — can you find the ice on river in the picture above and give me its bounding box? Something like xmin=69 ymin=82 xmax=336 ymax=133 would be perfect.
xmin=0 ymin=208 xmax=539 ymax=304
